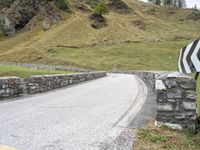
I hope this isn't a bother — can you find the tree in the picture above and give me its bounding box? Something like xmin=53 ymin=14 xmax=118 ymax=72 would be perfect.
xmin=177 ymin=0 xmax=186 ymax=8
xmin=155 ymin=0 xmax=161 ymax=5
xmin=163 ymin=0 xmax=172 ymax=5
xmin=94 ymin=0 xmax=109 ymax=15
xmin=194 ymin=4 xmax=198 ymax=10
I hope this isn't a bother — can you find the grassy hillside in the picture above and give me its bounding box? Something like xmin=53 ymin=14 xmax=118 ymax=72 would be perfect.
xmin=0 ymin=0 xmax=199 ymax=70
xmin=0 ymin=66 xmax=72 ymax=78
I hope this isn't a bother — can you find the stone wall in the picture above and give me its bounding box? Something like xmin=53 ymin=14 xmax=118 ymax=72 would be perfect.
xmin=155 ymin=72 xmax=197 ymax=130
xmin=0 ymin=72 xmax=106 ymax=100
xmin=113 ymin=70 xmax=197 ymax=130
xmin=0 ymin=77 xmax=24 ymax=100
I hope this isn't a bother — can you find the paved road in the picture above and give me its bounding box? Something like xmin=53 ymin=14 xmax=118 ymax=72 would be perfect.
xmin=0 ymin=74 xmax=148 ymax=150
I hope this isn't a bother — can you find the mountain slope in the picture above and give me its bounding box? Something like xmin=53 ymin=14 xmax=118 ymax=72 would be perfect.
xmin=0 ymin=0 xmax=199 ymax=70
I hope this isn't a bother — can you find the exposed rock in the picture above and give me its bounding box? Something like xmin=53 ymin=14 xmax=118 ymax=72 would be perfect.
xmin=108 ymin=0 xmax=131 ymax=14
xmin=132 ymin=20 xmax=146 ymax=30
xmin=42 ymin=20 xmax=50 ymax=31
xmin=90 ymin=13 xmax=107 ymax=29
xmin=187 ymin=10 xmax=200 ymax=21
xmin=0 ymin=0 xmax=65 ymax=36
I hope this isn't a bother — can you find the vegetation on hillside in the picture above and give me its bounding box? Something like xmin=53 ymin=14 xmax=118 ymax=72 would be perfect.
xmin=134 ymin=122 xmax=200 ymax=150
xmin=0 ymin=0 xmax=200 ymax=149
xmin=94 ymin=0 xmax=108 ymax=15
xmin=0 ymin=66 xmax=72 ymax=78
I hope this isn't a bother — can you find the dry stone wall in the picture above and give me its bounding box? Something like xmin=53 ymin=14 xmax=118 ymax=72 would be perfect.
xmin=0 ymin=77 xmax=24 ymax=100
xmin=155 ymin=72 xmax=197 ymax=130
xmin=113 ymin=70 xmax=197 ymax=130
xmin=0 ymin=72 xmax=106 ymax=100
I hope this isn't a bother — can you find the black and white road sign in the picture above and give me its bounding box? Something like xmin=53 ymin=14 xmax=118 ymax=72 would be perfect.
xmin=178 ymin=38 xmax=200 ymax=74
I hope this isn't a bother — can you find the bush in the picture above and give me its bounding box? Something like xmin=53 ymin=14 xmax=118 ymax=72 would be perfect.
xmin=56 ymin=0 xmax=69 ymax=11
xmin=94 ymin=0 xmax=108 ymax=15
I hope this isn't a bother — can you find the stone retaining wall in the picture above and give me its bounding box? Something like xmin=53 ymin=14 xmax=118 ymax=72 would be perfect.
xmin=0 ymin=72 xmax=106 ymax=100
xmin=0 ymin=77 xmax=24 ymax=100
xmin=155 ymin=72 xmax=196 ymax=130
xmin=113 ymin=71 xmax=197 ymax=130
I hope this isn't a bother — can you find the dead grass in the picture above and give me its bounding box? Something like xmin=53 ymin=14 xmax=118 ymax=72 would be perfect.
xmin=134 ymin=122 xmax=200 ymax=150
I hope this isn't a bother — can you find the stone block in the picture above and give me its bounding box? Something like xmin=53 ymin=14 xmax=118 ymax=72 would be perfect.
xmin=157 ymin=103 xmax=173 ymax=111
xmin=155 ymin=80 xmax=166 ymax=90
xmin=183 ymin=102 xmax=196 ymax=110
xmin=179 ymin=78 xmax=196 ymax=90
xmin=155 ymin=120 xmax=183 ymax=130
xmin=186 ymin=90 xmax=196 ymax=100
xmin=167 ymin=88 xmax=183 ymax=99
xmin=165 ymin=80 xmax=177 ymax=88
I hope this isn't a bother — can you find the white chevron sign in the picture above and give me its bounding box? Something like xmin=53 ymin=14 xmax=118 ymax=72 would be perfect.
xmin=178 ymin=38 xmax=200 ymax=74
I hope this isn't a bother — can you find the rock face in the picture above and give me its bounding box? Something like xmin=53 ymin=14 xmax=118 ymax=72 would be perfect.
xmin=90 ymin=13 xmax=107 ymax=29
xmin=0 ymin=0 xmax=63 ymax=36
xmin=108 ymin=0 xmax=131 ymax=14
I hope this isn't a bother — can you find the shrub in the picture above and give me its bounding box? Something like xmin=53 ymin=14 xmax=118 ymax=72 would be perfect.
xmin=56 ymin=0 xmax=69 ymax=11
xmin=94 ymin=0 xmax=109 ymax=15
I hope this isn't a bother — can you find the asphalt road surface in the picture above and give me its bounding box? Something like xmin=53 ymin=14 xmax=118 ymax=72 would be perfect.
xmin=0 ymin=74 xmax=148 ymax=150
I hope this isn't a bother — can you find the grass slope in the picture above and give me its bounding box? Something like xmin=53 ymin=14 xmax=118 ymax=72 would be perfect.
xmin=0 ymin=0 xmax=199 ymax=70
xmin=0 ymin=66 xmax=71 ymax=78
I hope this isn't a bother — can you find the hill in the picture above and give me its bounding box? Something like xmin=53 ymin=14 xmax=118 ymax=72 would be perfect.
xmin=0 ymin=0 xmax=199 ymax=70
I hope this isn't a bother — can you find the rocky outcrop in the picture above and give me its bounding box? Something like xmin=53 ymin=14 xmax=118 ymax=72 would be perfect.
xmin=108 ymin=0 xmax=131 ymax=14
xmin=0 ymin=0 xmax=65 ymax=36
xmin=90 ymin=13 xmax=107 ymax=29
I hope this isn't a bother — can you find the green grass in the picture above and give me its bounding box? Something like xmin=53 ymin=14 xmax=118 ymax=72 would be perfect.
xmin=0 ymin=66 xmax=72 ymax=78
xmin=44 ymin=40 xmax=189 ymax=71
xmin=134 ymin=123 xmax=200 ymax=150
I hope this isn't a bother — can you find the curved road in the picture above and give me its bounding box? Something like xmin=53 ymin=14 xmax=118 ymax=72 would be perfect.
xmin=0 ymin=74 xmax=147 ymax=150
